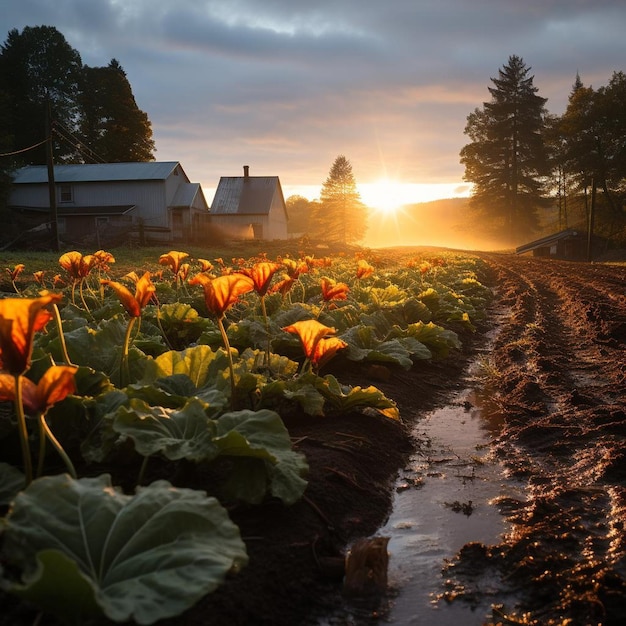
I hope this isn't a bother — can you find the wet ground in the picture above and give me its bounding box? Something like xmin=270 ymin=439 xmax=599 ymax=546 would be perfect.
xmin=441 ymin=253 xmax=626 ymax=626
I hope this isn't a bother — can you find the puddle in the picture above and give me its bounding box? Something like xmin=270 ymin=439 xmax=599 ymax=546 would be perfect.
xmin=379 ymin=384 xmax=517 ymax=625
xmin=320 ymin=355 xmax=525 ymax=625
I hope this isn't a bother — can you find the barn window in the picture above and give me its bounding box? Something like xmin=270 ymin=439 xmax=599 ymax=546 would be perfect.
xmin=58 ymin=185 xmax=73 ymax=203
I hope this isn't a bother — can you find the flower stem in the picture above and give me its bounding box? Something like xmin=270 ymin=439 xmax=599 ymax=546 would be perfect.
xmin=121 ymin=317 xmax=138 ymax=387
xmin=52 ymin=303 xmax=75 ymax=366
xmin=260 ymin=295 xmax=271 ymax=366
xmin=217 ymin=316 xmax=237 ymax=409
xmin=39 ymin=412 xmax=77 ymax=479
xmin=137 ymin=455 xmax=149 ymax=485
xmin=13 ymin=374 xmax=33 ymax=486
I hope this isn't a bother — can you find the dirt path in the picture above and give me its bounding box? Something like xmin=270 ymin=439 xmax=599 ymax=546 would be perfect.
xmin=444 ymin=254 xmax=626 ymax=625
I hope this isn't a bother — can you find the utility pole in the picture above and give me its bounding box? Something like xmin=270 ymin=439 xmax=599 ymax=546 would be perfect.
xmin=586 ymin=178 xmax=596 ymax=262
xmin=45 ymin=99 xmax=60 ymax=252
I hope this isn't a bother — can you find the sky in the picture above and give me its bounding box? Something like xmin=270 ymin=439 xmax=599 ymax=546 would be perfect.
xmin=2 ymin=0 xmax=626 ymax=209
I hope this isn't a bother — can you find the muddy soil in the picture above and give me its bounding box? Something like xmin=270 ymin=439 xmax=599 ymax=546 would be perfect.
xmin=442 ymin=253 xmax=626 ymax=625
xmin=2 ymin=252 xmax=625 ymax=626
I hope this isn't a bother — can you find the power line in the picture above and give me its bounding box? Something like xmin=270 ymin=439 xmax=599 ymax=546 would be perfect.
xmin=0 ymin=137 xmax=50 ymax=157
xmin=52 ymin=122 xmax=107 ymax=164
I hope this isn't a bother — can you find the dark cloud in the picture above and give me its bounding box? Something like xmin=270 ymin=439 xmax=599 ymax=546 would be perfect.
xmin=2 ymin=0 xmax=625 ymax=199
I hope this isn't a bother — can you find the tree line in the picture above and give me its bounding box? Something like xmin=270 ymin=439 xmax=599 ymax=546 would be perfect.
xmin=0 ymin=25 xmax=155 ymax=213
xmin=460 ymin=54 xmax=626 ymax=247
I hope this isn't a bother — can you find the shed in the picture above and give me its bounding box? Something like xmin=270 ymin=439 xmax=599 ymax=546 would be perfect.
xmin=209 ymin=166 xmax=288 ymax=240
xmin=515 ymin=229 xmax=585 ymax=260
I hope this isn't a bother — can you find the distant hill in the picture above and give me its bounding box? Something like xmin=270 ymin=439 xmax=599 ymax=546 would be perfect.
xmin=363 ymin=197 xmax=502 ymax=250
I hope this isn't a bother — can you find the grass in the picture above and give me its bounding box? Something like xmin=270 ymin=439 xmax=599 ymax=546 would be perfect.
xmin=0 ymin=240 xmax=371 ymax=292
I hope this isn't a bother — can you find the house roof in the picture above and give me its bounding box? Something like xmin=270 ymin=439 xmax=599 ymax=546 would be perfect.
xmin=171 ymin=182 xmax=204 ymax=209
xmin=211 ymin=176 xmax=282 ymax=215
xmin=516 ymin=228 xmax=581 ymax=255
xmin=11 ymin=162 xmax=184 ymax=184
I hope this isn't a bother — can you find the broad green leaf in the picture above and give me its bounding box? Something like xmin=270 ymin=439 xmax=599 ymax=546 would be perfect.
xmin=282 ymin=382 xmax=327 ymax=416
xmin=313 ymin=374 xmax=399 ymax=420
xmin=405 ymin=321 xmax=461 ymax=358
xmin=1 ymin=474 xmax=248 ymax=625
xmin=214 ymin=409 xmax=308 ymax=505
xmin=142 ymin=345 xmax=231 ymax=390
xmin=0 ymin=462 xmax=24 ymax=506
xmin=127 ymin=375 xmax=228 ymax=414
xmin=113 ymin=398 xmax=218 ymax=462
xmin=80 ymin=390 xmax=130 ymax=463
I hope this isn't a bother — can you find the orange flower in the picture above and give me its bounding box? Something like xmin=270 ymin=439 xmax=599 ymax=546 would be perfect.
xmin=6 ymin=264 xmax=25 ymax=282
xmin=320 ymin=277 xmax=349 ymax=302
xmin=312 ymin=335 xmax=348 ymax=369
xmin=92 ymin=249 xmax=115 ymax=271
xmin=283 ymin=258 xmax=309 ymax=279
xmin=270 ymin=276 xmax=297 ymax=296
xmin=197 ymin=258 xmax=214 ymax=273
xmin=101 ymin=271 xmax=156 ymax=317
xmin=52 ymin=274 xmax=65 ymax=288
xmin=179 ymin=263 xmax=191 ymax=282
xmin=0 ymin=365 xmax=78 ymax=414
xmin=189 ymin=273 xmax=255 ymax=319
xmin=283 ymin=319 xmax=347 ymax=367
xmin=238 ymin=261 xmax=282 ymax=296
xmin=59 ymin=251 xmax=96 ymax=279
xmin=356 ymin=259 xmax=374 ymax=279
xmin=33 ymin=270 xmax=46 ymax=285
xmin=159 ymin=250 xmax=189 ymax=276
xmin=0 ymin=294 xmax=63 ymax=375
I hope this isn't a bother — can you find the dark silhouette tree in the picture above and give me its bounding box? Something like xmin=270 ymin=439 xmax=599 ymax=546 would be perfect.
xmin=78 ymin=59 xmax=155 ymax=162
xmin=0 ymin=25 xmax=83 ymax=165
xmin=310 ymin=155 xmax=367 ymax=244
xmin=460 ymin=55 xmax=549 ymax=242
xmin=0 ymin=27 xmax=155 ymax=167
xmin=557 ymin=71 xmax=626 ymax=239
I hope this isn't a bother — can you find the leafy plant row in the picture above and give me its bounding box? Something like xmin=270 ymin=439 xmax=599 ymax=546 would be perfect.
xmin=0 ymin=248 xmax=491 ymax=624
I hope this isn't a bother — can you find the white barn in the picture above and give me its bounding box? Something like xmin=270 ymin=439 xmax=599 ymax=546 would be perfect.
xmin=8 ymin=161 xmax=210 ymax=245
xmin=210 ymin=166 xmax=288 ymax=240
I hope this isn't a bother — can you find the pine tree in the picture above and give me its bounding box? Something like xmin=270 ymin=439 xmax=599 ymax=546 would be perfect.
xmin=460 ymin=55 xmax=549 ymax=241
xmin=310 ymin=155 xmax=367 ymax=244
xmin=79 ymin=59 xmax=155 ymax=162
xmin=0 ymin=25 xmax=83 ymax=165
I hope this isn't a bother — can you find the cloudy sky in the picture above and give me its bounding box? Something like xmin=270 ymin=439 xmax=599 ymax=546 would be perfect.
xmin=2 ymin=0 xmax=625 ymax=207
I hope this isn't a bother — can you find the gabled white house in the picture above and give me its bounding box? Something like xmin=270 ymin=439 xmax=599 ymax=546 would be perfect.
xmin=210 ymin=166 xmax=288 ymax=240
xmin=9 ymin=161 xmax=209 ymax=245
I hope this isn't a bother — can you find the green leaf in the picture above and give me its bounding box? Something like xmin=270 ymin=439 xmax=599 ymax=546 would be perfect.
xmin=113 ymin=398 xmax=219 ymax=462
xmin=0 ymin=462 xmax=24 ymax=506
xmin=142 ymin=344 xmax=231 ymax=391
xmin=405 ymin=321 xmax=461 ymax=358
xmin=214 ymin=409 xmax=309 ymax=505
xmin=1 ymin=474 xmax=248 ymax=625
xmin=313 ymin=374 xmax=400 ymax=420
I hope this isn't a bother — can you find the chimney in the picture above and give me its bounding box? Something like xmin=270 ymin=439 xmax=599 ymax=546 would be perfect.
xmin=243 ymin=165 xmax=249 ymax=178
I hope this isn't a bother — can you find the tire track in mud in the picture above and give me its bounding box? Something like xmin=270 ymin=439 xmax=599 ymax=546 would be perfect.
xmin=444 ymin=254 xmax=626 ymax=626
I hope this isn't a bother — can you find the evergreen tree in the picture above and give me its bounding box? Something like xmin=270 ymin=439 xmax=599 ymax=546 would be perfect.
xmin=0 ymin=27 xmax=155 ymax=167
xmin=78 ymin=59 xmax=155 ymax=162
xmin=460 ymin=55 xmax=549 ymax=241
xmin=558 ymin=71 xmax=626 ymax=236
xmin=0 ymin=25 xmax=83 ymax=165
xmin=310 ymin=155 xmax=367 ymax=244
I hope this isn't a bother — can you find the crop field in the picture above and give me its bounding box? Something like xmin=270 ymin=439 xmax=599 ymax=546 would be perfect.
xmin=0 ymin=244 xmax=625 ymax=625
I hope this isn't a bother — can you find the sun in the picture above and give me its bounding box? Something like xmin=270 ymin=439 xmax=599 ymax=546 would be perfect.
xmin=359 ymin=178 xmax=409 ymax=214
